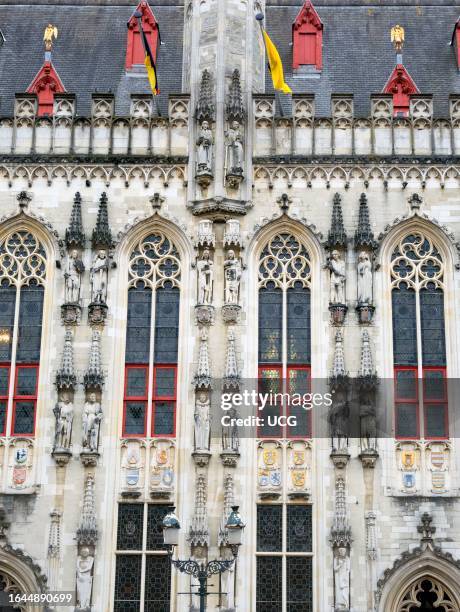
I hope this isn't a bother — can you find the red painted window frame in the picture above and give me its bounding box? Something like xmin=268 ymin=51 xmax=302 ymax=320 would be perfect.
xmin=123 ymin=364 xmax=149 ymax=437
xmin=126 ymin=1 xmax=159 ymax=70
xmin=152 ymin=364 xmax=177 ymax=438
xmin=12 ymin=364 xmax=39 ymax=437
xmin=423 ymin=366 xmax=448 ymax=440
xmin=292 ymin=1 xmax=323 ymax=71
xmin=257 ymin=365 xmax=311 ymax=439
xmin=394 ymin=366 xmax=419 ymax=440
xmin=122 ymin=364 xmax=177 ymax=437
xmin=394 ymin=366 xmax=449 ymax=440
xmin=0 ymin=363 xmax=10 ymax=436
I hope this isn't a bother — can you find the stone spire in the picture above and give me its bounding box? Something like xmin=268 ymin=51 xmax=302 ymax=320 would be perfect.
xmin=48 ymin=509 xmax=61 ymax=558
xmin=223 ymin=327 xmax=239 ymax=389
xmin=354 ymin=193 xmax=376 ymax=250
xmin=55 ymin=330 xmax=77 ymax=390
xmin=195 ymin=69 xmax=215 ymax=123
xmin=331 ymin=330 xmax=346 ymax=378
xmin=84 ymin=330 xmax=104 ymax=391
xmin=226 ymin=69 xmax=245 ymax=123
xmin=65 ymin=192 xmax=85 ymax=250
xmin=194 ymin=327 xmax=211 ymax=389
xmin=91 ymin=192 xmax=112 ymax=250
xmin=327 ymin=193 xmax=347 ymax=249
xmin=359 ymin=330 xmax=375 ymax=378
xmin=76 ymin=474 xmax=98 ymax=546
xmin=330 ymin=476 xmax=352 ymax=548
xmin=188 ymin=473 xmax=210 ymax=547
xmin=218 ymin=473 xmax=235 ymax=546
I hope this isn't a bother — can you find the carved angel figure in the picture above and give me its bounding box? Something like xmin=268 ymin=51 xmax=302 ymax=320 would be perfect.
xmin=391 ymin=25 xmax=404 ymax=51
xmin=44 ymin=24 xmax=58 ymax=51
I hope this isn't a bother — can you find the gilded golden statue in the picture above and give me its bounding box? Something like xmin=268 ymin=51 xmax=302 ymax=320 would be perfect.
xmin=43 ymin=24 xmax=58 ymax=52
xmin=391 ymin=24 xmax=405 ymax=52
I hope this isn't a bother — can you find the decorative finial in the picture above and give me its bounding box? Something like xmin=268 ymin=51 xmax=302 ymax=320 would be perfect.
xmin=408 ymin=193 xmax=423 ymax=211
xmin=196 ymin=69 xmax=215 ymax=123
xmin=91 ymin=192 xmax=113 ymax=250
xmin=331 ymin=330 xmax=347 ymax=379
xmin=354 ymin=193 xmax=376 ymax=250
xmin=65 ymin=192 xmax=85 ymax=250
xmin=226 ymin=69 xmax=245 ymax=123
xmin=43 ymin=23 xmax=58 ymax=53
xmin=327 ymin=193 xmax=347 ymax=249
xmin=76 ymin=474 xmax=98 ymax=546
xmin=55 ymin=329 xmax=77 ymax=390
xmin=391 ymin=24 xmax=404 ymax=53
xmin=359 ymin=330 xmax=375 ymax=378
xmin=84 ymin=330 xmax=104 ymax=391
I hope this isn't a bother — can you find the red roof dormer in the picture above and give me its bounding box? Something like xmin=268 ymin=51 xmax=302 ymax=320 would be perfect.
xmin=26 ymin=61 xmax=66 ymax=117
xmin=126 ymin=1 xmax=159 ymax=69
xmin=383 ymin=64 xmax=419 ymax=117
xmin=292 ymin=0 xmax=323 ymax=71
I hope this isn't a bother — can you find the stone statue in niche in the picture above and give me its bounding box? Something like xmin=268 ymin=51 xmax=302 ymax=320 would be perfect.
xmin=224 ymin=250 xmax=242 ymax=305
xmin=225 ymin=121 xmax=244 ymax=174
xmin=194 ymin=393 xmax=210 ymax=451
xmin=196 ymin=121 xmax=213 ymax=173
xmin=197 ymin=249 xmax=214 ymax=305
xmin=357 ymin=251 xmax=373 ymax=305
xmin=333 ymin=547 xmax=350 ymax=611
xmin=64 ymin=249 xmax=84 ymax=304
xmin=327 ymin=250 xmax=346 ymax=304
xmin=82 ymin=393 xmax=102 ymax=452
xmin=53 ymin=392 xmax=74 ymax=450
xmin=329 ymin=396 xmax=349 ymax=451
xmin=360 ymin=400 xmax=377 ymax=451
xmin=90 ymin=249 xmax=109 ymax=304
xmin=76 ymin=546 xmax=94 ymax=610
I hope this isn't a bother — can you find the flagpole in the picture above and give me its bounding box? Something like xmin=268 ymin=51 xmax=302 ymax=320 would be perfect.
xmin=255 ymin=13 xmax=285 ymax=117
xmin=134 ymin=11 xmax=162 ymax=118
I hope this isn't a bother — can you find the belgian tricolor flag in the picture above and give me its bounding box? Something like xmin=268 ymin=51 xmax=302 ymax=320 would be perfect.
xmin=134 ymin=11 xmax=160 ymax=96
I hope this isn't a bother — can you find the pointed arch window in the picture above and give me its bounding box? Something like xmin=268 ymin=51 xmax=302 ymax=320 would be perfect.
xmin=0 ymin=230 xmax=47 ymax=436
xmin=123 ymin=233 xmax=180 ymax=437
xmin=391 ymin=232 xmax=447 ymax=440
xmin=258 ymin=234 xmax=311 ymax=438
xmin=126 ymin=1 xmax=159 ymax=70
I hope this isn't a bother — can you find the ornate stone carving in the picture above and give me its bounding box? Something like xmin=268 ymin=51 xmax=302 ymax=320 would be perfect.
xmin=120 ymin=439 xmax=146 ymax=497
xmin=47 ymin=510 xmax=62 ymax=559
xmin=358 ymin=330 xmax=378 ymax=463
xmin=194 ymin=327 xmax=211 ymax=389
xmin=365 ymin=512 xmax=377 ymax=560
xmin=224 ymin=250 xmax=242 ymax=306
xmin=257 ymin=441 xmax=282 ymax=499
xmin=327 ymin=193 xmax=347 ymax=249
xmin=196 ymin=121 xmax=213 ymax=186
xmin=332 ymin=95 xmax=353 ymax=130
xmin=196 ymin=219 xmax=215 ymax=248
xmin=188 ymin=472 xmax=209 ymax=547
xmin=91 ymin=192 xmax=113 ymax=250
xmin=84 ymin=330 xmax=104 ymax=391
xmin=81 ymin=392 xmax=102 ymax=457
xmin=218 ymin=473 xmax=235 ymax=546
xmin=287 ymin=440 xmax=311 ymax=499
xmin=226 ymin=69 xmax=245 ymax=124
xmin=194 ymin=392 xmax=211 ymax=451
xmin=75 ymin=475 xmax=97 ymax=612
xmin=195 ymin=69 xmax=214 ymax=124
xmin=329 ymin=331 xmax=350 ymax=454
xmin=225 ymin=121 xmax=244 ymax=188
xmin=149 ymin=439 xmax=175 ymax=498
xmin=223 ymin=327 xmax=239 ymax=390
xmin=55 ymin=329 xmax=77 ymax=390
xmin=64 ymin=248 xmax=84 ymax=305
xmin=65 ymin=192 xmax=85 ymax=250
xmin=197 ymin=249 xmax=214 ymax=305
xmin=223 ymin=219 xmax=242 ymax=248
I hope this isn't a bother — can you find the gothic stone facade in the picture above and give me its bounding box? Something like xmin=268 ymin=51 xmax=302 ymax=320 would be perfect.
xmin=0 ymin=0 xmax=460 ymax=611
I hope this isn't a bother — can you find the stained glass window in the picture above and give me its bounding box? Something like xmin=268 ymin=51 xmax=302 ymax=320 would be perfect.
xmin=257 ymin=504 xmax=313 ymax=610
xmin=124 ymin=233 xmax=180 ymax=436
xmin=391 ymin=232 xmax=448 ymax=439
xmin=258 ymin=234 xmax=312 ymax=439
xmin=0 ymin=230 xmax=47 ymax=438
xmin=115 ymin=503 xmax=172 ymax=611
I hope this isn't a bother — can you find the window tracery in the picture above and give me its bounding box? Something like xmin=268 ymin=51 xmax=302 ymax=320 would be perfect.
xmin=390 ymin=232 xmax=447 ymax=439
xmin=0 ymin=230 xmax=47 ymax=437
xmin=398 ymin=577 xmax=456 ymax=612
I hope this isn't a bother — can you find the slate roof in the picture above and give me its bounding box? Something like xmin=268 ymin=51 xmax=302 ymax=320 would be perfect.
xmin=0 ymin=1 xmax=184 ymax=116
xmin=265 ymin=0 xmax=460 ymax=117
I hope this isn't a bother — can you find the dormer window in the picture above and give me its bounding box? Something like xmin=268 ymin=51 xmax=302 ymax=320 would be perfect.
xmin=383 ymin=64 xmax=419 ymax=117
xmin=292 ymin=0 xmax=323 ymax=72
xmin=26 ymin=61 xmax=66 ymax=117
xmin=126 ymin=0 xmax=158 ymax=69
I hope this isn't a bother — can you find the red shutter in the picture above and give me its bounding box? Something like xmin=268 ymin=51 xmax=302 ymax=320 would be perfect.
xmin=299 ymin=32 xmax=316 ymax=65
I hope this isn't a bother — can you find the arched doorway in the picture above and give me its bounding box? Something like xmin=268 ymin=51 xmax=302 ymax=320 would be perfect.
xmin=0 ymin=546 xmax=47 ymax=612
xmin=0 ymin=570 xmax=24 ymax=611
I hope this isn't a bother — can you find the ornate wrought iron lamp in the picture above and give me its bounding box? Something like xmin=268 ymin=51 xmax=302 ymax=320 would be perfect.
xmin=162 ymin=506 xmax=245 ymax=612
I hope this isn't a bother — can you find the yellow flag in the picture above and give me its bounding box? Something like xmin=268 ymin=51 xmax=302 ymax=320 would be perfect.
xmin=262 ymin=30 xmax=292 ymax=94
